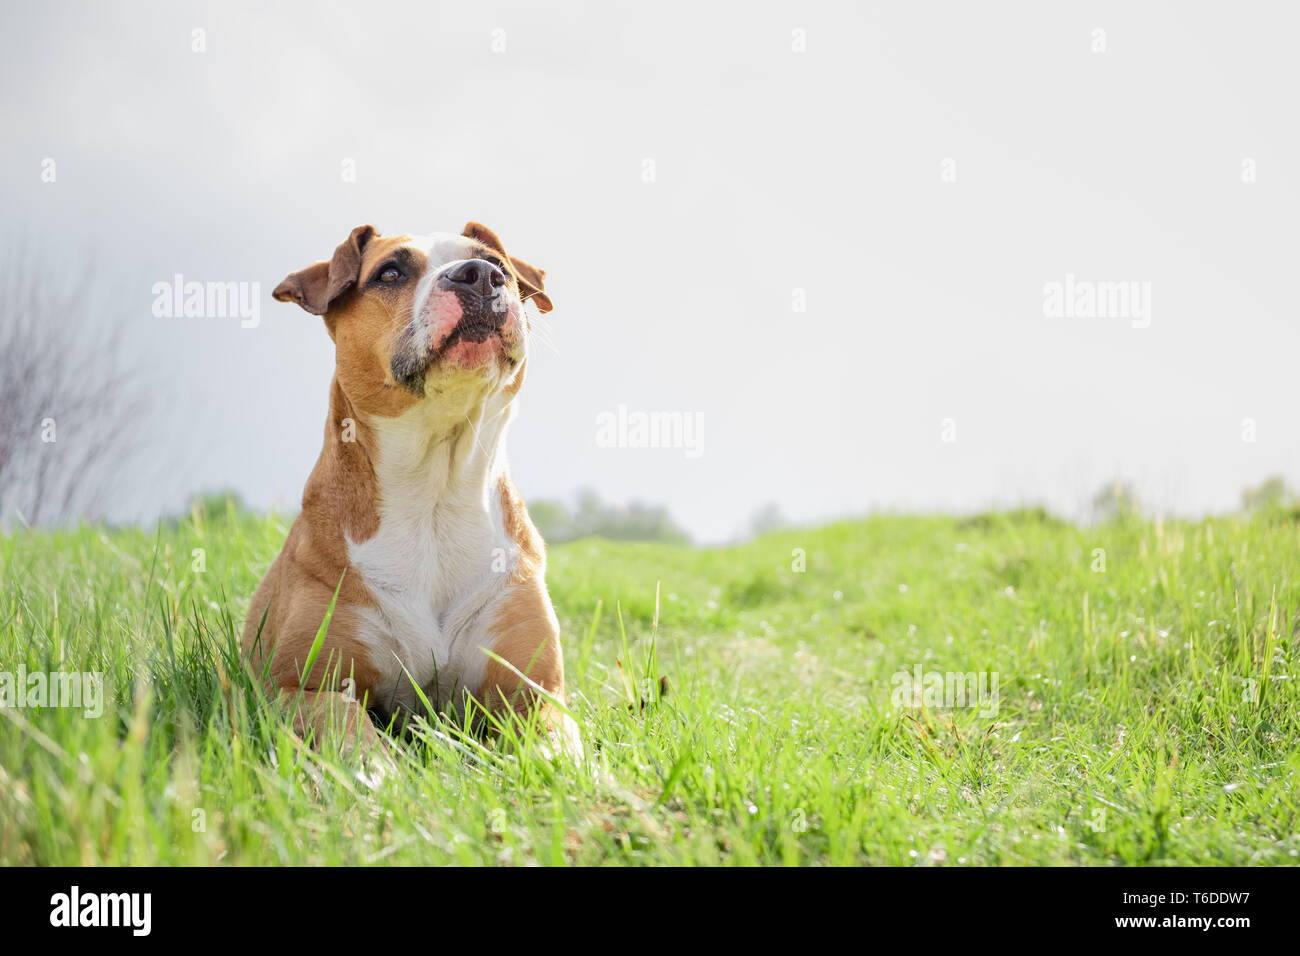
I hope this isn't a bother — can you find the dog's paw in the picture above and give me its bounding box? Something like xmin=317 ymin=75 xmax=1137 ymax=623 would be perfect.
xmin=538 ymin=713 xmax=584 ymax=764
xmin=354 ymin=749 xmax=396 ymax=790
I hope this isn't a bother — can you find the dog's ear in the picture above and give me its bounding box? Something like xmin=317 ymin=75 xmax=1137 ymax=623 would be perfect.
xmin=462 ymin=221 xmax=508 ymax=256
xmin=508 ymin=255 xmax=553 ymax=313
xmin=273 ymin=224 xmax=378 ymax=316
xmin=462 ymin=221 xmax=554 ymax=313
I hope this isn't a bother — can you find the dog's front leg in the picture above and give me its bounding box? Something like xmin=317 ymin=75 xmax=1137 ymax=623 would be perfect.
xmin=475 ymin=579 xmax=583 ymax=761
xmin=280 ymin=687 xmax=383 ymax=753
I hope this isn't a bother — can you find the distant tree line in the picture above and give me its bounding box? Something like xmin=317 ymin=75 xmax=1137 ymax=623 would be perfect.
xmin=526 ymin=488 xmax=691 ymax=545
xmin=1089 ymin=475 xmax=1298 ymax=523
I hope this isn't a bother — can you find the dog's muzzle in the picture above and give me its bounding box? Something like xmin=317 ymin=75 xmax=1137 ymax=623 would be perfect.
xmin=389 ymin=258 xmax=517 ymax=394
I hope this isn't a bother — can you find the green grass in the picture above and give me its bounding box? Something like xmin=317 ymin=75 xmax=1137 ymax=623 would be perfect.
xmin=1 ymin=507 xmax=1298 ymax=865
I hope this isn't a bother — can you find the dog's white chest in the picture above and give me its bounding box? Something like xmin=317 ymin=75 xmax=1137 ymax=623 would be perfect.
xmin=346 ymin=482 xmax=514 ymax=716
xmin=340 ymin=395 xmax=521 ymax=717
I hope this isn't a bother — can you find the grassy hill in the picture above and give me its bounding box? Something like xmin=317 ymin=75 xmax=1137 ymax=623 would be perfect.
xmin=1 ymin=509 xmax=1297 ymax=864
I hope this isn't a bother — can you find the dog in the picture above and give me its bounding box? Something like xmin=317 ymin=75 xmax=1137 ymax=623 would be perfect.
xmin=241 ymin=222 xmax=579 ymax=758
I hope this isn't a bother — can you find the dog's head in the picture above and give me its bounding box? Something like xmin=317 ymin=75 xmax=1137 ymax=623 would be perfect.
xmin=273 ymin=222 xmax=552 ymax=419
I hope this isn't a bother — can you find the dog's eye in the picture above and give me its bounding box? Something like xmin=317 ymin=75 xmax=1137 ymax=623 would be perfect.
xmin=375 ymin=264 xmax=404 ymax=284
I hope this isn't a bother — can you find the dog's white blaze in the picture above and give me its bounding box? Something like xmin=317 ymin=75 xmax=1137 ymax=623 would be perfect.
xmin=346 ymin=236 xmax=530 ymax=718
xmin=349 ymin=398 xmax=520 ymax=716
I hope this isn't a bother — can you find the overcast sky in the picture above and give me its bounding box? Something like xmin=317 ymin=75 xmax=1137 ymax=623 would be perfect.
xmin=2 ymin=1 xmax=1297 ymax=541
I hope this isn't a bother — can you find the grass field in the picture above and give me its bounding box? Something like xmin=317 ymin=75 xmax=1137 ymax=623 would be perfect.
xmin=1 ymin=506 xmax=1297 ymax=865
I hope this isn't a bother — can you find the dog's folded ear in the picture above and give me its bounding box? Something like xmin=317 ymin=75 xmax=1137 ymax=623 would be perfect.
xmin=508 ymin=255 xmax=553 ymax=314
xmin=273 ymin=224 xmax=378 ymax=316
xmin=462 ymin=221 xmax=553 ymax=313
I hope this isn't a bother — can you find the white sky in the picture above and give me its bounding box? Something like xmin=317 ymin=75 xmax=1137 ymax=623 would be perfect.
xmin=2 ymin=1 xmax=1297 ymax=542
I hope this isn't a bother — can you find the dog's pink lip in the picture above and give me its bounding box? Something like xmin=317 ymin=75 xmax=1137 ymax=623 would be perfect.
xmin=415 ymin=295 xmax=524 ymax=377
xmin=436 ymin=300 xmax=523 ymax=354
xmin=434 ymin=333 xmax=514 ymax=371
xmin=431 ymin=326 xmax=521 ymax=366
xmin=433 ymin=328 xmax=498 ymax=357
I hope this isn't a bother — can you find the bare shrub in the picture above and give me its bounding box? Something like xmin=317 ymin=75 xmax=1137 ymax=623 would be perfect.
xmin=0 ymin=242 xmax=146 ymax=527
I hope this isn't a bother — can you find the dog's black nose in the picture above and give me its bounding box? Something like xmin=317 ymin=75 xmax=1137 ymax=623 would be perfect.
xmin=445 ymin=259 xmax=506 ymax=297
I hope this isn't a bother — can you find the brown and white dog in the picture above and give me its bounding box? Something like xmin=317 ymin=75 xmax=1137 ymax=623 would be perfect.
xmin=241 ymin=222 xmax=578 ymax=757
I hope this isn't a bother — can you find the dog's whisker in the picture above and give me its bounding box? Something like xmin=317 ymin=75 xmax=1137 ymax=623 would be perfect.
xmin=463 ymin=411 xmax=497 ymax=463
xmin=528 ymin=329 xmax=560 ymax=358
xmin=527 ymin=315 xmax=560 ymax=357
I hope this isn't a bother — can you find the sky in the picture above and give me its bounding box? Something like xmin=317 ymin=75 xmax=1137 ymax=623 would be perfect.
xmin=1 ymin=0 xmax=1297 ymax=542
